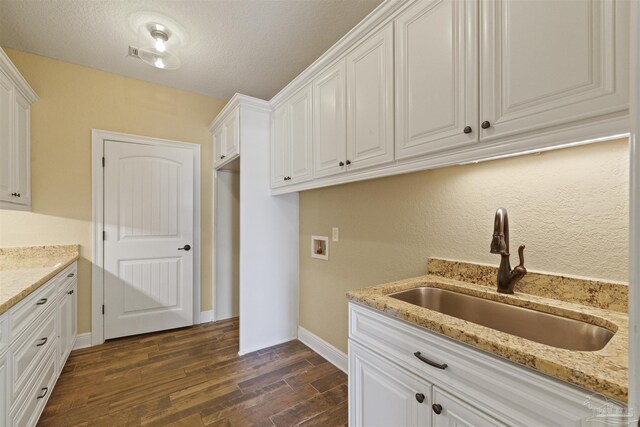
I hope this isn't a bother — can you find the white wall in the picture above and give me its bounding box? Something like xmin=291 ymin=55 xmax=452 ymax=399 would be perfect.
xmin=214 ymin=170 xmax=240 ymax=320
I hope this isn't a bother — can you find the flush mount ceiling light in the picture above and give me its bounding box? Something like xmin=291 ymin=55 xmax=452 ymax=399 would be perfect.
xmin=128 ymin=13 xmax=187 ymax=71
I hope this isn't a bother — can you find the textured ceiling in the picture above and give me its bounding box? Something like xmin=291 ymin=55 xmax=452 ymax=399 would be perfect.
xmin=0 ymin=0 xmax=383 ymax=100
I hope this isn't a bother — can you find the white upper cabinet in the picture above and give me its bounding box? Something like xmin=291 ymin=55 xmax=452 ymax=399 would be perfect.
xmin=0 ymin=49 xmax=37 ymax=211
xmin=480 ymin=0 xmax=629 ymax=141
xmin=0 ymin=71 xmax=13 ymax=204
xmin=13 ymin=91 xmax=31 ymax=207
xmin=395 ymin=0 xmax=478 ymax=160
xmin=213 ymin=125 xmax=225 ymax=167
xmin=212 ymin=107 xmax=240 ymax=169
xmin=288 ymin=84 xmax=313 ymax=184
xmin=271 ymin=85 xmax=314 ymax=186
xmin=346 ymin=22 xmax=395 ymax=171
xmin=270 ymin=103 xmax=289 ymax=187
xmin=313 ymin=59 xmax=347 ymax=178
xmin=269 ymin=0 xmax=629 ymax=194
xmin=224 ymin=108 xmax=239 ymax=159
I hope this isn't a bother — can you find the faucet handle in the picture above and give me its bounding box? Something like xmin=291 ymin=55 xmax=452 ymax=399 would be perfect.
xmin=517 ymin=245 xmax=526 ymax=268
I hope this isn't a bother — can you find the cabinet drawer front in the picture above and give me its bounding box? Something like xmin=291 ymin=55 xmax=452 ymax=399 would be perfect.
xmin=10 ymin=308 xmax=57 ymax=401
xmin=9 ymin=262 xmax=76 ymax=343
xmin=10 ymin=345 xmax=56 ymax=427
xmin=9 ymin=280 xmax=57 ymax=343
xmin=349 ymin=303 xmax=603 ymax=426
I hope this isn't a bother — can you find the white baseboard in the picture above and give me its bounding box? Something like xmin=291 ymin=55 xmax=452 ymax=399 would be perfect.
xmin=200 ymin=310 xmax=214 ymax=323
xmin=73 ymin=333 xmax=93 ymax=350
xmin=298 ymin=326 xmax=348 ymax=373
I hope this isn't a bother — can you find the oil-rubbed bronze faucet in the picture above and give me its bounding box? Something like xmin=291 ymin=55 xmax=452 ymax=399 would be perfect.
xmin=490 ymin=208 xmax=526 ymax=294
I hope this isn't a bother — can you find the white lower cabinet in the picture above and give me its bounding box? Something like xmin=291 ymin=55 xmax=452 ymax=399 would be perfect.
xmin=348 ymin=302 xmax=618 ymax=427
xmin=57 ymin=277 xmax=77 ymax=371
xmin=350 ymin=341 xmax=432 ymax=427
xmin=0 ymin=261 xmax=77 ymax=427
xmin=0 ymin=352 xmax=7 ymax=427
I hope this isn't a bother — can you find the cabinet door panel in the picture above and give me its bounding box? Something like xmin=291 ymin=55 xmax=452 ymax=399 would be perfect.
xmin=58 ymin=289 xmax=71 ymax=369
xmin=0 ymin=71 xmax=13 ymax=203
xmin=13 ymin=90 xmax=30 ymax=206
xmin=288 ymin=84 xmax=313 ymax=184
xmin=224 ymin=109 xmax=240 ymax=159
xmin=313 ymin=60 xmax=347 ymax=178
xmin=213 ymin=126 xmax=226 ymax=168
xmin=347 ymin=22 xmax=394 ymax=171
xmin=350 ymin=341 xmax=432 ymax=427
xmin=481 ymin=0 xmax=629 ymax=141
xmin=433 ymin=387 xmax=507 ymax=427
xmin=270 ymin=104 xmax=288 ymax=188
xmin=395 ymin=0 xmax=478 ymax=159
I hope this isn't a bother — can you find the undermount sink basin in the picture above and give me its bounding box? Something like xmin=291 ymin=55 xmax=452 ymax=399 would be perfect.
xmin=389 ymin=287 xmax=614 ymax=351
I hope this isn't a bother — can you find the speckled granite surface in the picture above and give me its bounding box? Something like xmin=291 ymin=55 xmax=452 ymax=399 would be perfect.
xmin=347 ymin=267 xmax=628 ymax=402
xmin=428 ymin=258 xmax=628 ymax=312
xmin=0 ymin=245 xmax=79 ymax=315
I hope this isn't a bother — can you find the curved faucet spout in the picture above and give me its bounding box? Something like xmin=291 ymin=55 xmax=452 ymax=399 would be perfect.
xmin=491 ymin=207 xmax=509 ymax=254
xmin=490 ymin=208 xmax=526 ymax=294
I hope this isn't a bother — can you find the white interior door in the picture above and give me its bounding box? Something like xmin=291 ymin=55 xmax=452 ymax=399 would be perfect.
xmin=103 ymin=140 xmax=194 ymax=339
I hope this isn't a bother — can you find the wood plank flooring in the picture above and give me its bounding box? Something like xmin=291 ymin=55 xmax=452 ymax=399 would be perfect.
xmin=38 ymin=319 xmax=348 ymax=427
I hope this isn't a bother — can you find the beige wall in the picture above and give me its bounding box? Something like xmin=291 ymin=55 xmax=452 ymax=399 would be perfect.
xmin=0 ymin=48 xmax=226 ymax=333
xmin=299 ymin=138 xmax=630 ymax=353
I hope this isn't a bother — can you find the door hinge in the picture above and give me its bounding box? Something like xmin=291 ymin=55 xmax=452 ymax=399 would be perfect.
xmin=102 ymin=156 xmax=105 ymax=167
xmin=102 ymin=231 xmax=106 ymax=240
xmin=102 ymin=304 xmax=105 ymax=315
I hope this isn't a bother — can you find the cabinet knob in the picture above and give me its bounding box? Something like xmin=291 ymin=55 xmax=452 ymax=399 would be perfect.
xmin=220 ymin=155 xmax=226 ymax=159
xmin=16 ymin=193 xmax=20 ymax=197
xmin=10 ymin=192 xmax=16 ymax=196
xmin=339 ymin=161 xmax=344 ymax=167
xmin=432 ymin=403 xmax=443 ymax=415
xmin=67 ymin=290 xmax=74 ymax=295
xmin=463 ymin=126 xmax=472 ymax=134
xmin=415 ymin=393 xmax=425 ymax=403
xmin=346 ymin=160 xmax=351 ymax=165
xmin=481 ymin=121 xmax=491 ymax=129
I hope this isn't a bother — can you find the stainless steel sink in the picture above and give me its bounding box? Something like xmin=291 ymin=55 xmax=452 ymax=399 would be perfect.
xmin=388 ymin=287 xmax=614 ymax=351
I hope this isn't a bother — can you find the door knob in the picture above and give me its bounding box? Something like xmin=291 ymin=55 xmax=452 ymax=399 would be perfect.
xmin=178 ymin=244 xmax=191 ymax=251
xmin=415 ymin=393 xmax=425 ymax=403
xmin=481 ymin=121 xmax=491 ymax=129
xmin=432 ymin=403 xmax=443 ymax=415
xmin=463 ymin=126 xmax=472 ymax=134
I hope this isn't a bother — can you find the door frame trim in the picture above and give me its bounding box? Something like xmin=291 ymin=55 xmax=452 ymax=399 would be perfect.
xmin=91 ymin=129 xmax=201 ymax=346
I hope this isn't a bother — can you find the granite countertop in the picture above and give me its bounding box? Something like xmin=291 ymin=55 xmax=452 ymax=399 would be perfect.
xmin=347 ymin=259 xmax=628 ymax=402
xmin=0 ymin=245 xmax=80 ymax=315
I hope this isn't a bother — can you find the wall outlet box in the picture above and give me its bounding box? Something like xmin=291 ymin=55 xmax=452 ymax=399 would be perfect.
xmin=311 ymin=236 xmax=329 ymax=260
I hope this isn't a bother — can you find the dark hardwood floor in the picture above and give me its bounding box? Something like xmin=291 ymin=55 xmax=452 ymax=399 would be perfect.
xmin=38 ymin=318 xmax=348 ymax=426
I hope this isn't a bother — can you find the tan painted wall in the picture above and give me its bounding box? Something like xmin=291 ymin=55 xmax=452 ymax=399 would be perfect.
xmin=0 ymin=48 xmax=226 ymax=333
xmin=299 ymin=138 xmax=630 ymax=353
